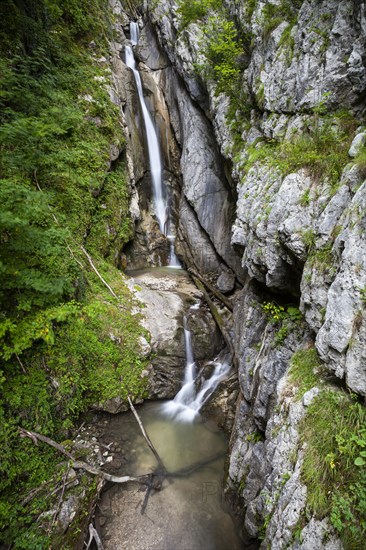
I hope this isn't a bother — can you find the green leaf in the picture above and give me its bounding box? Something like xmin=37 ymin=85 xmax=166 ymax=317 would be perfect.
xmin=354 ymin=457 xmax=365 ymax=467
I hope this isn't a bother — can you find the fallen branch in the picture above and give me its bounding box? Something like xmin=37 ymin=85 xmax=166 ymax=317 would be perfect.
xmin=128 ymin=397 xmax=167 ymax=474
xmin=19 ymin=428 xmax=149 ymax=485
xmin=191 ymin=276 xmax=237 ymax=367
xmin=188 ymin=268 xmax=233 ymax=311
xmin=86 ymin=523 xmax=104 ymax=550
xmin=81 ymin=247 xmax=118 ymax=299
xmin=15 ymin=353 xmax=27 ymax=374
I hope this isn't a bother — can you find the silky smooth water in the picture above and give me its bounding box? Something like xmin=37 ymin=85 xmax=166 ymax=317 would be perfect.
xmin=97 ymin=402 xmax=245 ymax=550
xmin=126 ymin=22 xmax=181 ymax=268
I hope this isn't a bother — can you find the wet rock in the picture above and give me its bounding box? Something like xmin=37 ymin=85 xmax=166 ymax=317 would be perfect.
xmin=93 ymin=396 xmax=129 ymax=415
xmin=137 ymin=22 xmax=169 ymax=70
xmin=125 ymin=269 xmax=222 ymax=399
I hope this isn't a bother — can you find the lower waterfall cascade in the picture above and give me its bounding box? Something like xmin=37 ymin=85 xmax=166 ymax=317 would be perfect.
xmin=162 ymin=306 xmax=232 ymax=422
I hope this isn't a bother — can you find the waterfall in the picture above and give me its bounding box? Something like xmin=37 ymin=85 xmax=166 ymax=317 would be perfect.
xmin=130 ymin=21 xmax=139 ymax=46
xmin=163 ymin=307 xmax=231 ymax=422
xmin=126 ymin=22 xmax=180 ymax=268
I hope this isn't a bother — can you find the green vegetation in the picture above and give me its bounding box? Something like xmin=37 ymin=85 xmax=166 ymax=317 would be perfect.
xmin=200 ymin=15 xmax=243 ymax=94
xmin=244 ymin=111 xmax=356 ymax=188
xmin=177 ymin=0 xmax=221 ymax=28
xmin=0 ymin=1 xmax=147 ymax=546
xmin=262 ymin=301 xmax=303 ymax=346
xmin=261 ymin=0 xmax=300 ymax=39
xmin=178 ymin=1 xmax=245 ymax=98
xmin=288 ymin=346 xmax=366 ymax=547
xmin=300 ymin=390 xmax=366 ymax=548
xmin=288 ymin=347 xmax=323 ymax=397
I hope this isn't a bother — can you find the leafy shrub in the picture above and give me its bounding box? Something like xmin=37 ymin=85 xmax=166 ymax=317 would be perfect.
xmin=177 ymin=0 xmax=221 ymax=27
xmin=0 ymin=1 xmax=147 ymax=546
xmin=261 ymin=301 xmax=303 ymax=346
xmin=195 ymin=13 xmax=243 ymax=95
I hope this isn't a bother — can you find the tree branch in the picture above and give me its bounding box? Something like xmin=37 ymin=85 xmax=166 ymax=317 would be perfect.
xmin=81 ymin=246 xmax=118 ymax=300
xmin=128 ymin=396 xmax=167 ymax=474
xmin=19 ymin=428 xmax=149 ymax=485
xmin=188 ymin=268 xmax=233 ymax=311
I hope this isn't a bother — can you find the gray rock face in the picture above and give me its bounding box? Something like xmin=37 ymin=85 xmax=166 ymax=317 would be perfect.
xmin=125 ymin=269 xmax=222 ymax=399
xmin=348 ymin=131 xmax=366 ymax=157
xmin=160 ymin=67 xmax=244 ymax=279
xmin=294 ymin=518 xmax=344 ymax=550
xmin=248 ymin=0 xmax=366 ymax=115
xmin=232 ymin=167 xmax=313 ymax=294
xmin=315 ymin=180 xmax=366 ymax=391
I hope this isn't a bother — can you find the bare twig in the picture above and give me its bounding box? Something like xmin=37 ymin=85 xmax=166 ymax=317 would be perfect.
xmin=15 ymin=354 xmax=27 ymax=374
xmin=81 ymin=246 xmax=118 ymax=299
xmin=86 ymin=523 xmax=104 ymax=550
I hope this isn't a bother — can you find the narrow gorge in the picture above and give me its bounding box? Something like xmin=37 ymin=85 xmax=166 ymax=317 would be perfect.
xmin=0 ymin=1 xmax=366 ymax=549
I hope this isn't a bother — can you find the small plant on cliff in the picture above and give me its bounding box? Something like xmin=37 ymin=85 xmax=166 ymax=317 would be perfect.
xmin=261 ymin=0 xmax=300 ymax=38
xmin=288 ymin=347 xmax=323 ymax=397
xmin=300 ymin=390 xmax=366 ymax=548
xmin=261 ymin=301 xmax=302 ymax=346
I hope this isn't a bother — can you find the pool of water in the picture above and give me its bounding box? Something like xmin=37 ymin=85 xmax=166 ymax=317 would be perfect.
xmin=96 ymin=401 xmax=247 ymax=550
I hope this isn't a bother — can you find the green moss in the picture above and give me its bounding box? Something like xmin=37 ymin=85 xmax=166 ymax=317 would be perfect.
xmin=0 ymin=1 xmax=148 ymax=546
xmin=288 ymin=347 xmax=323 ymax=397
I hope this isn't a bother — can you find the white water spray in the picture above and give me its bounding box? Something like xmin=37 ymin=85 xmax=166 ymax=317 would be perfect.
xmin=163 ymin=308 xmax=231 ymax=422
xmin=126 ymin=22 xmax=180 ymax=268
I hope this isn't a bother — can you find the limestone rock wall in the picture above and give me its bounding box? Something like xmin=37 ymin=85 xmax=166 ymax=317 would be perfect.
xmin=143 ymin=0 xmax=366 ymax=547
xmin=146 ymin=0 xmax=366 ymax=394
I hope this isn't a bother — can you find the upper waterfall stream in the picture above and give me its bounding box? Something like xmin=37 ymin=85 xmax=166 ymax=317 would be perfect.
xmin=126 ymin=22 xmax=180 ymax=268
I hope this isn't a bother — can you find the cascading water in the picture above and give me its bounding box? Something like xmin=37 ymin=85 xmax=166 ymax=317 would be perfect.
xmin=126 ymin=22 xmax=180 ymax=268
xmin=163 ymin=306 xmax=231 ymax=422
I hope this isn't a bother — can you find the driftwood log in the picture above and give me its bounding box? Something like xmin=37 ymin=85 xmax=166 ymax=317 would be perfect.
xmin=19 ymin=428 xmax=150 ymax=485
xmin=191 ymin=275 xmax=238 ymax=367
xmin=188 ymin=268 xmax=233 ymax=311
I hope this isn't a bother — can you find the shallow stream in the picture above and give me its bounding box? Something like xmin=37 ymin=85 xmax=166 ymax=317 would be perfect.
xmin=96 ymin=402 xmax=245 ymax=549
